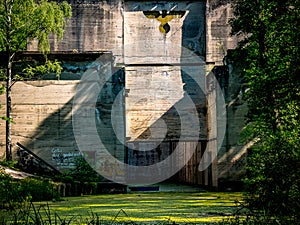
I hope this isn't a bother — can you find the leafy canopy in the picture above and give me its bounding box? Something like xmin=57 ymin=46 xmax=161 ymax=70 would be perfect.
xmin=230 ymin=0 xmax=300 ymax=221
xmin=0 ymin=0 xmax=71 ymax=54
xmin=0 ymin=0 xmax=71 ymax=81
xmin=0 ymin=0 xmax=71 ymax=161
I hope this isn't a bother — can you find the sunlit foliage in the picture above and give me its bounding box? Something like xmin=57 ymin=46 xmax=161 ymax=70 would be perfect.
xmin=230 ymin=0 xmax=300 ymax=222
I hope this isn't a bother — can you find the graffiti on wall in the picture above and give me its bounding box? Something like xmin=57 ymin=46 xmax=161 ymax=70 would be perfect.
xmin=51 ymin=148 xmax=82 ymax=169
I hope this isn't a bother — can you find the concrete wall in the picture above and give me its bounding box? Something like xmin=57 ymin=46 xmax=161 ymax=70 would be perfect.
xmin=0 ymin=53 xmax=125 ymax=174
xmin=123 ymin=1 xmax=210 ymax=184
xmin=206 ymin=0 xmax=238 ymax=65
xmin=28 ymin=0 xmax=236 ymax=64
xmin=0 ymin=79 xmax=80 ymax=167
xmin=217 ymin=57 xmax=248 ymax=190
xmin=1 ymin=0 xmax=248 ymax=189
xmin=28 ymin=0 xmax=124 ymax=63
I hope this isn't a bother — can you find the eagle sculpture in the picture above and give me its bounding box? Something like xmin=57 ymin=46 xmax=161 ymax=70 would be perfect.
xmin=143 ymin=10 xmax=186 ymax=34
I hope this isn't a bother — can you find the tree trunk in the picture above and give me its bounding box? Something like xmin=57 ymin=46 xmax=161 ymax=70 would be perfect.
xmin=6 ymin=57 xmax=12 ymax=161
xmin=5 ymin=0 xmax=13 ymax=161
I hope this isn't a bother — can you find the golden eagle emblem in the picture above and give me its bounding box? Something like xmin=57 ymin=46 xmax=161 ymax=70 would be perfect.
xmin=143 ymin=10 xmax=186 ymax=34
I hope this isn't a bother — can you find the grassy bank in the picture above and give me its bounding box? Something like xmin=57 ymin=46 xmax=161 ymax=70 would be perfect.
xmin=1 ymin=191 xmax=242 ymax=224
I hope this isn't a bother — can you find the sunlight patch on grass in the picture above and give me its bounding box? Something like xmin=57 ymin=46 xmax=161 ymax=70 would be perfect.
xmin=83 ymin=203 xmax=131 ymax=207
xmin=186 ymin=202 xmax=236 ymax=207
xmin=155 ymin=215 xmax=230 ymax=223
xmin=28 ymin=192 xmax=242 ymax=224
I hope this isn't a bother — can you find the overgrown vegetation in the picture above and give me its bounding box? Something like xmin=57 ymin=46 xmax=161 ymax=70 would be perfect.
xmin=0 ymin=169 xmax=60 ymax=209
xmin=54 ymin=157 xmax=107 ymax=196
xmin=0 ymin=0 xmax=72 ymax=160
xmin=0 ymin=201 xmax=105 ymax=225
xmin=0 ymin=159 xmax=18 ymax=168
xmin=229 ymin=0 xmax=300 ymax=223
xmin=0 ymin=157 xmax=105 ymax=210
xmin=58 ymin=157 xmax=104 ymax=184
xmin=0 ymin=191 xmax=242 ymax=224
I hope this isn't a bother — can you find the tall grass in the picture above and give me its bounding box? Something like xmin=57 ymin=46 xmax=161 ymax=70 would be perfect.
xmin=1 ymin=201 xmax=107 ymax=225
xmin=220 ymin=200 xmax=300 ymax=225
xmin=0 ymin=201 xmax=184 ymax=225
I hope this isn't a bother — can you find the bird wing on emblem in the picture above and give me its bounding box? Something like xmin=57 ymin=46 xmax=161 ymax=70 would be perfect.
xmin=143 ymin=11 xmax=160 ymax=19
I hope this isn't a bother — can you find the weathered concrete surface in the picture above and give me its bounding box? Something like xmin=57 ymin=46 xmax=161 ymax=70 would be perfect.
xmin=28 ymin=0 xmax=235 ymax=65
xmin=206 ymin=0 xmax=238 ymax=65
xmin=126 ymin=66 xmax=184 ymax=141
xmin=1 ymin=0 xmax=248 ymax=189
xmin=124 ymin=11 xmax=185 ymax=65
xmin=28 ymin=0 xmax=124 ymax=63
xmin=122 ymin=1 xmax=209 ymax=184
xmin=0 ymin=80 xmax=79 ymax=169
xmin=0 ymin=53 xmax=125 ymax=173
xmin=124 ymin=1 xmax=207 ymax=142
xmin=217 ymin=56 xmax=248 ymax=189
xmin=29 ymin=0 xmax=208 ymax=64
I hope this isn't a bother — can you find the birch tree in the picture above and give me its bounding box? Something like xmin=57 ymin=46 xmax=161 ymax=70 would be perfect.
xmin=0 ymin=0 xmax=72 ymax=160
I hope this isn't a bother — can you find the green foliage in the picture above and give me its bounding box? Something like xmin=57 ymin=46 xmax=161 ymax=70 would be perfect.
xmin=0 ymin=0 xmax=71 ymax=159
xmin=0 ymin=169 xmax=60 ymax=209
xmin=0 ymin=159 xmax=18 ymax=168
xmin=1 ymin=202 xmax=84 ymax=225
xmin=244 ymin=131 xmax=300 ymax=218
xmin=22 ymin=59 xmax=62 ymax=79
xmin=19 ymin=178 xmax=60 ymax=202
xmin=0 ymin=0 xmax=71 ymax=80
xmin=0 ymin=83 xmax=4 ymax=94
xmin=66 ymin=157 xmax=103 ymax=183
xmin=230 ymin=0 xmax=300 ymax=223
xmin=1 ymin=192 xmax=242 ymax=224
xmin=0 ymin=170 xmax=23 ymax=208
xmin=0 ymin=0 xmax=72 ymax=53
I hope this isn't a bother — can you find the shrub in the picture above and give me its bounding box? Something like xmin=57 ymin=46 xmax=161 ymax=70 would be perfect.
xmin=18 ymin=178 xmax=60 ymax=202
xmin=68 ymin=157 xmax=103 ymax=183
xmin=0 ymin=169 xmax=60 ymax=209
xmin=0 ymin=170 xmax=23 ymax=208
